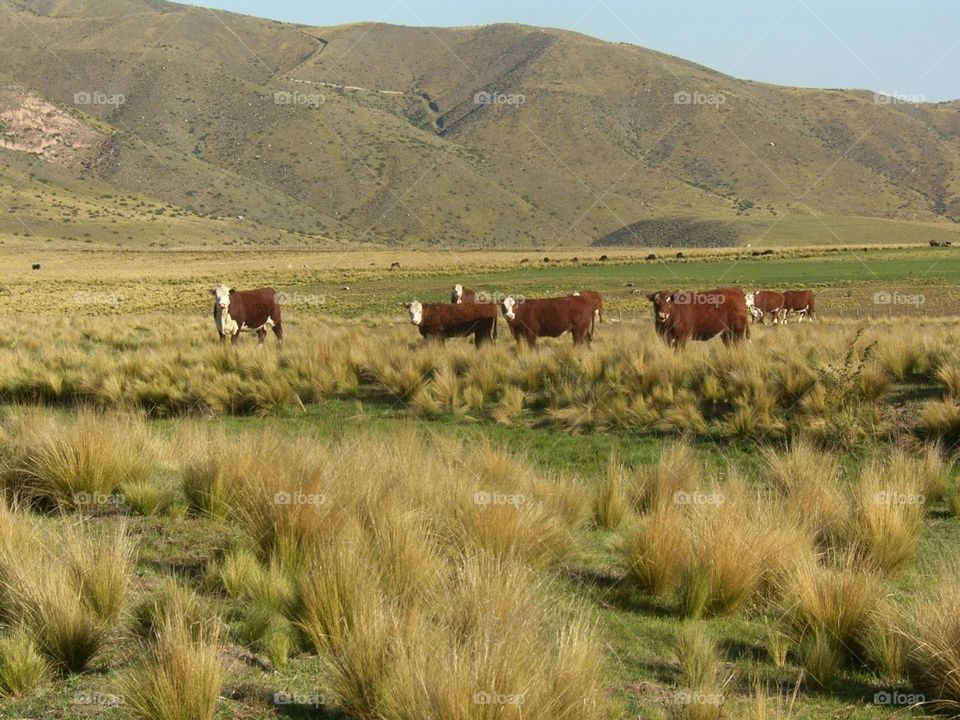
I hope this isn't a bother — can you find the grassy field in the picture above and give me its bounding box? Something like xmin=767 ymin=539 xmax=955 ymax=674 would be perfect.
xmin=2 ymin=245 xmax=960 ymax=719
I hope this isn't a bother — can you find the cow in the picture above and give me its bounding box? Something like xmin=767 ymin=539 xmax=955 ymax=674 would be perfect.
xmin=390 ymin=261 xmax=401 ymax=271
xmin=782 ymin=289 xmax=817 ymax=322
xmin=930 ymin=240 xmax=942 ymax=247
xmin=572 ymin=289 xmax=605 ymax=329
xmin=31 ymin=263 xmax=40 ymax=270
xmin=646 ymin=288 xmax=750 ymax=349
xmin=451 ymin=284 xmax=477 ymax=304
xmin=404 ymin=300 xmax=497 ymax=347
xmin=599 ymin=255 xmax=609 ymax=262
xmin=745 ymin=290 xmax=787 ymax=324
xmin=645 ymin=254 xmax=657 ymax=261
xmin=501 ymin=295 xmax=594 ymax=347
xmin=211 ymin=285 xmax=284 ymax=346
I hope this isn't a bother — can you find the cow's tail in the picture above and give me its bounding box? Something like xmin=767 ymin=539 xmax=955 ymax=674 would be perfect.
xmin=493 ymin=314 xmax=498 ymax=342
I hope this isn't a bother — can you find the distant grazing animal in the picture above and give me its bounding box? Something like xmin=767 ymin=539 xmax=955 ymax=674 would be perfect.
xmin=761 ymin=249 xmax=775 ymax=256
xmin=501 ymin=295 xmax=594 ymax=347
xmin=646 ymin=288 xmax=750 ymax=349
xmin=404 ymin=300 xmax=497 ymax=347
xmin=451 ymin=284 xmax=476 ymax=304
xmin=390 ymin=261 xmax=401 ymax=271
xmin=519 ymin=258 xmax=529 ymax=264
xmin=211 ymin=285 xmax=284 ymax=346
xmin=571 ymin=256 xmax=579 ymax=263
xmin=599 ymin=255 xmax=609 ymax=262
xmin=945 ymin=241 xmax=953 ymax=247
xmin=31 ymin=263 xmax=40 ymax=270
xmin=572 ymin=289 xmax=605 ymax=329
xmin=543 ymin=257 xmax=551 ymax=263
xmin=930 ymin=240 xmax=942 ymax=247
xmin=645 ymin=254 xmax=657 ymax=261
xmin=745 ymin=290 xmax=787 ymax=324
xmin=782 ymin=290 xmax=817 ymax=322
xmin=675 ymin=252 xmax=684 ymax=259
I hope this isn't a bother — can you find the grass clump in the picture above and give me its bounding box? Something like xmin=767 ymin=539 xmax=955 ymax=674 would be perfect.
xmin=0 ymin=629 xmax=50 ymax=697
xmin=0 ymin=408 xmax=152 ymax=510
xmin=122 ymin=613 xmax=223 ymax=720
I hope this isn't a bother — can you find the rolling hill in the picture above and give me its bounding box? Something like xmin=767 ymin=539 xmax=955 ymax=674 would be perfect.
xmin=1 ymin=0 xmax=959 ymax=249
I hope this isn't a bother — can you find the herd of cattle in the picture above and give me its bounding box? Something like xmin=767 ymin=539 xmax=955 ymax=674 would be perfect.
xmin=208 ymin=282 xmax=817 ymax=350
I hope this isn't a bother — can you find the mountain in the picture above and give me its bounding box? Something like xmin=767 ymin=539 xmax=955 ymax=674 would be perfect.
xmin=1 ymin=0 xmax=959 ymax=249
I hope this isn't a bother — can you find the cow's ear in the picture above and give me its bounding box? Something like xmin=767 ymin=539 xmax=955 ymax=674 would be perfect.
xmin=229 ymin=288 xmax=236 ymax=295
xmin=210 ymin=288 xmax=217 ymax=296
xmin=646 ymin=293 xmax=657 ymax=302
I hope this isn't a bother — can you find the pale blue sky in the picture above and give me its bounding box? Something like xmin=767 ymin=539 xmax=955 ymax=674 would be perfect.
xmin=187 ymin=0 xmax=960 ymax=101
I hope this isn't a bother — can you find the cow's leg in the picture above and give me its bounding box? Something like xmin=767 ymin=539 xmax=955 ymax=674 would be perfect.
xmin=231 ymin=331 xmax=241 ymax=346
xmin=219 ymin=333 xmax=226 ymax=346
xmin=273 ymin=319 xmax=284 ymax=345
xmin=257 ymin=328 xmax=268 ymax=345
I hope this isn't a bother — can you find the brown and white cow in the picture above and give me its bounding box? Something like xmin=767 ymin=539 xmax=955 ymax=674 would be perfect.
xmin=782 ymin=290 xmax=817 ymax=322
xmin=572 ymin=290 xmax=605 ymax=326
xmin=404 ymin=300 xmax=497 ymax=347
xmin=501 ymin=295 xmax=594 ymax=347
xmin=646 ymin=288 xmax=750 ymax=348
xmin=211 ymin=285 xmax=284 ymax=346
xmin=745 ymin=290 xmax=787 ymax=324
xmin=451 ymin=284 xmax=477 ymax=304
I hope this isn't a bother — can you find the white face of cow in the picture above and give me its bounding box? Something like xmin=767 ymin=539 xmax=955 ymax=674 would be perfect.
xmin=211 ymin=284 xmax=239 ymax=337
xmin=453 ymin=284 xmax=463 ymax=303
xmin=212 ymin=284 xmax=232 ymax=313
xmin=502 ymin=296 xmax=517 ymax=320
xmin=744 ymin=292 xmax=763 ymax=320
xmin=406 ymin=300 xmax=423 ymax=325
